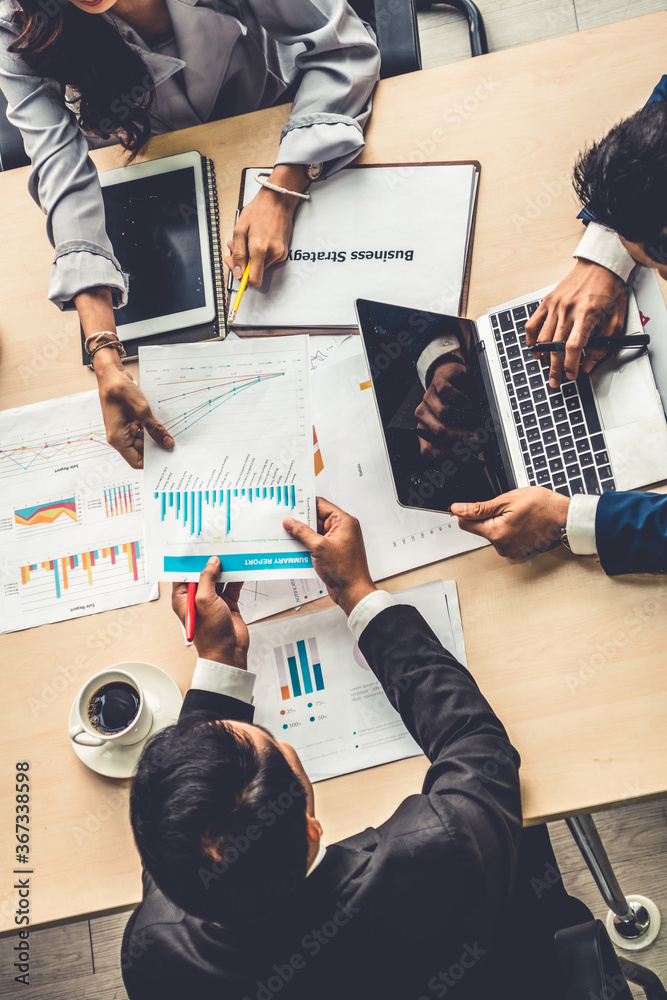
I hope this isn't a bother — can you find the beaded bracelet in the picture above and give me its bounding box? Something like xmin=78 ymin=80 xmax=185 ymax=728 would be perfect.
xmin=255 ymin=172 xmax=311 ymax=201
xmin=85 ymin=331 xmax=127 ymax=361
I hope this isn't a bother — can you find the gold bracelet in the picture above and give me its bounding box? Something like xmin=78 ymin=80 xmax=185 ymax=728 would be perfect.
xmin=88 ymin=341 xmax=127 ymax=361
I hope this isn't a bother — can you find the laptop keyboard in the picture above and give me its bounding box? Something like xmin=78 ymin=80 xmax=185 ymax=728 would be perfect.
xmin=490 ymin=303 xmax=616 ymax=497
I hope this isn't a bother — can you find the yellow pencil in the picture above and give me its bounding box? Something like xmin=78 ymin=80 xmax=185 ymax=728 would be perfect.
xmin=228 ymin=261 xmax=251 ymax=325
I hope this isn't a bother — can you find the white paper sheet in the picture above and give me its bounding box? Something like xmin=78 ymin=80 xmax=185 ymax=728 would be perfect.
xmin=0 ymin=391 xmax=158 ymax=633
xmin=250 ymin=579 xmax=465 ymax=782
xmin=308 ymin=334 xmax=357 ymax=372
xmin=312 ymin=350 xmax=487 ymax=581
xmin=233 ymin=164 xmax=477 ymax=328
xmin=237 ymin=577 xmax=327 ymax=624
xmin=634 ymin=267 xmax=667 ymax=416
xmin=140 ymin=339 xmax=318 ymax=582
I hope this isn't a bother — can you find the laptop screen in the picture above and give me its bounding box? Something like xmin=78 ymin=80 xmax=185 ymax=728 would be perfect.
xmin=356 ymin=299 xmax=511 ymax=512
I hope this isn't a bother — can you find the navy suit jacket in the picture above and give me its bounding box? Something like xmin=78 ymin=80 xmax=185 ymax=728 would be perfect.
xmin=573 ymin=74 xmax=667 ymax=575
xmin=596 ymin=490 xmax=667 ymax=575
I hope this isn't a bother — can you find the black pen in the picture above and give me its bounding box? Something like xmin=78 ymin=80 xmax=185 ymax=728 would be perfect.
xmin=531 ymin=334 xmax=650 ymax=353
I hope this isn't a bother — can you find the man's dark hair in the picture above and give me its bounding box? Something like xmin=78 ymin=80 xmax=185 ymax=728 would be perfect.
xmin=130 ymin=718 xmax=308 ymax=923
xmin=574 ymin=101 xmax=667 ymax=264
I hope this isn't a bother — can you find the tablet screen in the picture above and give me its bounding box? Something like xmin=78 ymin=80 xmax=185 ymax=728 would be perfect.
xmin=102 ymin=165 xmax=207 ymax=330
xmin=356 ymin=299 xmax=510 ymax=512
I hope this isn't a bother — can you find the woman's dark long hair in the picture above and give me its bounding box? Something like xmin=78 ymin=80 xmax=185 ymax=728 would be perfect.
xmin=8 ymin=0 xmax=154 ymax=154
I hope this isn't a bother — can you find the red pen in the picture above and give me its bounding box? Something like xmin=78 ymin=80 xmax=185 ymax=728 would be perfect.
xmin=185 ymin=582 xmax=196 ymax=643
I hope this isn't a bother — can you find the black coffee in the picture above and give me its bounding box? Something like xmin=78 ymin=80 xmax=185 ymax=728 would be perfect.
xmin=87 ymin=681 xmax=140 ymax=735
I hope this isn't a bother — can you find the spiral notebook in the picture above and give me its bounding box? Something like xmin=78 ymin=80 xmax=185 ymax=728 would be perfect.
xmin=80 ymin=150 xmax=227 ymax=365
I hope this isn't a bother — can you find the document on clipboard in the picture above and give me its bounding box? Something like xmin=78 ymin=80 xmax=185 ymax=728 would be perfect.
xmin=229 ymin=162 xmax=480 ymax=333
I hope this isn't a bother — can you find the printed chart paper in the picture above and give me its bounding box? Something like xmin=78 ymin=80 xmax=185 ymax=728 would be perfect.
xmin=0 ymin=391 xmax=157 ymax=633
xmin=313 ymin=350 xmax=488 ymax=581
xmin=140 ymin=339 xmax=318 ymax=582
xmin=237 ymin=577 xmax=327 ymax=625
xmin=237 ymin=335 xmax=360 ymax=624
xmin=249 ymin=580 xmax=466 ymax=782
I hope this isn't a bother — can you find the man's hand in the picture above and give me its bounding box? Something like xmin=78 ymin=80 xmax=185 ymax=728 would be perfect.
xmin=414 ymin=358 xmax=484 ymax=461
xmin=96 ymin=363 xmax=174 ymax=470
xmin=224 ymin=166 xmax=309 ymax=288
xmin=283 ymin=498 xmax=376 ymax=616
xmin=451 ymin=487 xmax=571 ymax=561
xmin=525 ymin=260 xmax=627 ymax=389
xmin=172 ymin=558 xmax=249 ymax=667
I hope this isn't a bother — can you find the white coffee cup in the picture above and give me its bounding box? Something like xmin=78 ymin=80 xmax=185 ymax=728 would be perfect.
xmin=69 ymin=668 xmax=153 ymax=748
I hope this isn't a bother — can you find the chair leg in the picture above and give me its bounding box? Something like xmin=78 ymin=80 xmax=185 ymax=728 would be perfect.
xmin=437 ymin=0 xmax=489 ymax=57
xmin=566 ymin=814 xmax=661 ymax=951
xmin=618 ymin=957 xmax=667 ymax=1000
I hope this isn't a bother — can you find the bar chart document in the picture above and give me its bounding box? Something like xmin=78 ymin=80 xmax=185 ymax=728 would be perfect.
xmin=0 ymin=391 xmax=157 ymax=633
xmin=140 ymin=339 xmax=318 ymax=582
xmin=249 ymin=580 xmax=466 ymax=782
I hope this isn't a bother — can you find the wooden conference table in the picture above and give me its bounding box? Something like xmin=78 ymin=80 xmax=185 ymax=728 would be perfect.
xmin=1 ymin=12 xmax=667 ymax=932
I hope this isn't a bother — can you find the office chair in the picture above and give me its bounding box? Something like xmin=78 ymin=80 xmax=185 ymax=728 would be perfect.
xmin=0 ymin=87 xmax=29 ymax=171
xmin=348 ymin=0 xmax=422 ymax=78
xmin=417 ymin=0 xmax=488 ymax=58
xmin=555 ymin=919 xmax=667 ymax=1000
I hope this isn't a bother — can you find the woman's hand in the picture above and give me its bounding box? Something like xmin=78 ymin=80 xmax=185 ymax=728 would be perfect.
xmin=224 ymin=165 xmax=310 ymax=288
xmin=95 ymin=352 xmax=174 ymax=469
xmin=525 ymin=259 xmax=627 ymax=389
xmin=76 ymin=286 xmax=174 ymax=469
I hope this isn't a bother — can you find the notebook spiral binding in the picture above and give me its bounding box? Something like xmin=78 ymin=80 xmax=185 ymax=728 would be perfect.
xmin=203 ymin=156 xmax=228 ymax=339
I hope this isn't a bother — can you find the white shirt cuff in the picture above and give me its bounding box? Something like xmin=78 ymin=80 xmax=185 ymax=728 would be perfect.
xmin=566 ymin=494 xmax=600 ymax=556
xmin=416 ymin=335 xmax=464 ymax=388
xmin=191 ymin=658 xmax=256 ymax=705
xmin=574 ymin=222 xmax=637 ymax=283
xmin=347 ymin=590 xmax=398 ymax=642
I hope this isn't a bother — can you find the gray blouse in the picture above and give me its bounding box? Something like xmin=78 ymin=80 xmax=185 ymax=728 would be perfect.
xmin=0 ymin=0 xmax=380 ymax=309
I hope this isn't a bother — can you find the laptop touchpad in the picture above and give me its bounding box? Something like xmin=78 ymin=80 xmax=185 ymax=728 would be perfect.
xmin=591 ymin=351 xmax=659 ymax=430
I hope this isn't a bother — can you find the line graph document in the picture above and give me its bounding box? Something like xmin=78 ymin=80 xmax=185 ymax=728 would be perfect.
xmin=0 ymin=391 xmax=157 ymax=633
xmin=313 ymin=349 xmax=488 ymax=580
xmin=140 ymin=339 xmax=318 ymax=582
xmin=249 ymin=580 xmax=465 ymax=782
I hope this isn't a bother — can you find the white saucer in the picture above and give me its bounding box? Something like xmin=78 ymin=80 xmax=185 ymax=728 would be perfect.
xmin=69 ymin=661 xmax=183 ymax=779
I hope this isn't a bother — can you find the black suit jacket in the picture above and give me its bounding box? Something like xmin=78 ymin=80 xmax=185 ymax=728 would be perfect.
xmin=122 ymin=605 xmax=590 ymax=999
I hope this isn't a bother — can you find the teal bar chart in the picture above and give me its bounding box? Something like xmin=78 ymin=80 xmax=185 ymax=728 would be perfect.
xmin=274 ymin=636 xmax=325 ymax=700
xmin=155 ymin=485 xmax=297 ymax=537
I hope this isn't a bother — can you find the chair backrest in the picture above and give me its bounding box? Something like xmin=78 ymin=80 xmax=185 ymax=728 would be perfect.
xmin=348 ymin=0 xmax=422 ymax=78
xmin=0 ymin=87 xmax=29 ymax=171
xmin=555 ymin=920 xmax=666 ymax=1000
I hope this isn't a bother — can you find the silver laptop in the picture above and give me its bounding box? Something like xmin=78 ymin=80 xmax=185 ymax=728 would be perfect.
xmin=355 ymin=293 xmax=667 ymax=513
